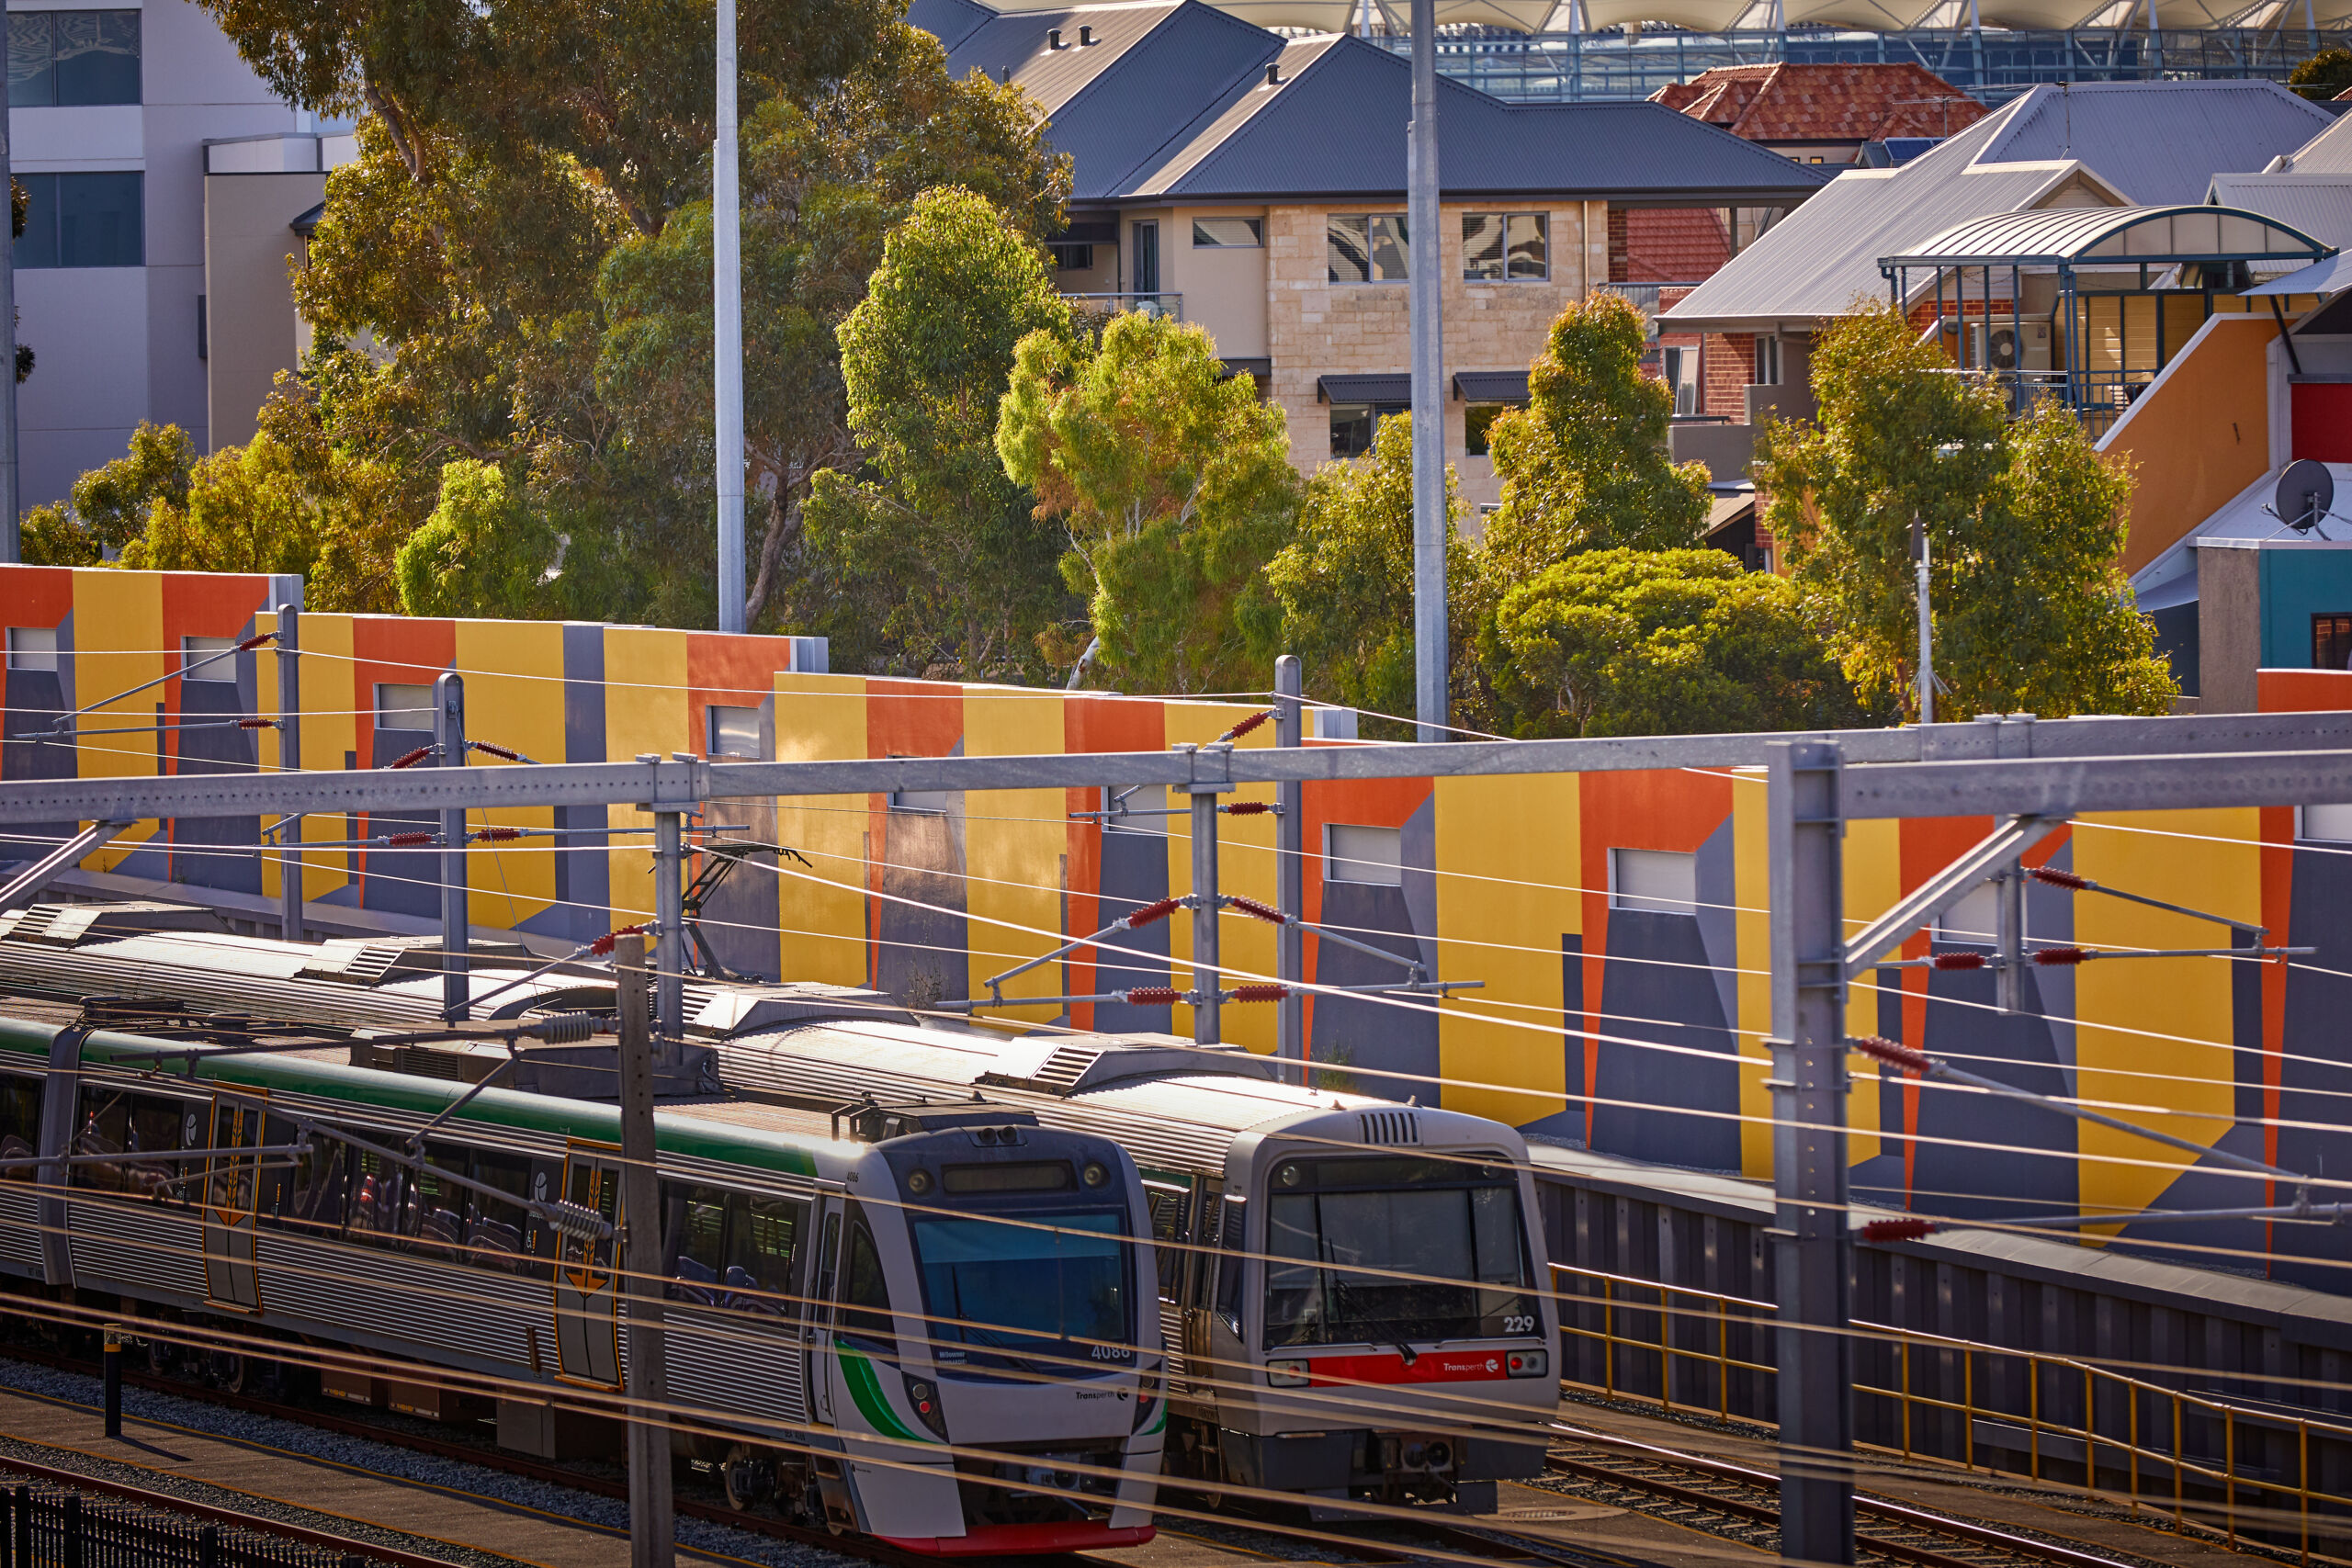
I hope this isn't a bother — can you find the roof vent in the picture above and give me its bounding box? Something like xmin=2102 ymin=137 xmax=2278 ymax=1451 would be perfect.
xmin=1359 ymin=1110 xmax=1419 ymax=1146
xmin=1048 ymin=26 xmax=1065 ymax=47
xmin=1080 ymin=24 xmax=1096 ymax=42
xmin=1265 ymin=62 xmax=1282 ymax=85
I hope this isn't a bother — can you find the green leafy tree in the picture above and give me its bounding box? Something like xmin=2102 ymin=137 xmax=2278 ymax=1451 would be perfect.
xmin=1253 ymin=412 xmax=1471 ymax=733
xmin=998 ymin=311 xmax=1298 ymax=693
xmin=119 ymin=377 xmax=409 ymax=610
xmin=1755 ymin=301 xmax=2175 ymax=719
xmin=597 ymin=28 xmax=1069 ymax=647
xmin=396 ymin=459 xmax=560 ymax=616
xmin=19 ymin=422 xmax=195 ymax=565
xmin=807 ymin=186 xmax=1078 ymax=680
xmin=1480 ymin=291 xmax=1711 ymax=585
xmin=1478 ymin=547 xmax=1874 ymax=738
xmin=2290 ymin=47 xmax=2352 ymax=100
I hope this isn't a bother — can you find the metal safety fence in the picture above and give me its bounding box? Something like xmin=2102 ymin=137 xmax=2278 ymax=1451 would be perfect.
xmin=0 ymin=1483 xmax=389 ymax=1568
xmin=1554 ymin=1260 xmax=2352 ymax=1566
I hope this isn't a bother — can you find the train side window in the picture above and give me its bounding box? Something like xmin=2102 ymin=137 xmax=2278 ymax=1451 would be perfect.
xmin=284 ymin=1136 xmax=352 ymax=1237
xmin=662 ymin=1182 xmax=729 ymax=1304
xmin=815 ymin=1211 xmax=842 ymax=1306
xmin=725 ymin=1194 xmax=802 ymax=1315
xmin=0 ymin=1074 xmax=39 ymax=1179
xmin=837 ymin=1214 xmax=896 ymax=1354
xmin=347 ymin=1145 xmax=412 ymax=1245
xmin=465 ymin=1146 xmax=535 ymax=1273
xmin=71 ymin=1088 xmax=190 ymax=1198
xmin=1145 ymin=1183 xmax=1191 ymax=1301
xmin=409 ymin=1143 xmax=470 ymax=1256
xmin=1212 ymin=1196 xmax=1248 ymax=1332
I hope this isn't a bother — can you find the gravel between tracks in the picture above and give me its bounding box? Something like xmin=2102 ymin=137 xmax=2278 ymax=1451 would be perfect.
xmin=0 ymin=1355 xmax=859 ymax=1568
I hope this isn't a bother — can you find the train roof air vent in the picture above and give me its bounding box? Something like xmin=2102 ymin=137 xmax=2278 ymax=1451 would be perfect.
xmin=976 ymin=1043 xmax=1108 ymax=1098
xmin=1359 ymin=1109 xmax=1419 ymax=1145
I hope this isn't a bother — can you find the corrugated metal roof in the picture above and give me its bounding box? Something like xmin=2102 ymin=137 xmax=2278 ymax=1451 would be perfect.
xmin=2211 ymin=173 xmax=2352 ymax=253
xmin=2272 ymin=109 xmax=2352 ymax=176
xmin=2246 ymin=249 xmax=2352 ymax=298
xmin=1127 ymin=34 xmax=1829 ymax=203
xmin=906 ymin=0 xmax=996 ymax=50
xmin=1885 ymin=203 xmax=2332 ymax=266
xmin=1665 ymin=80 xmax=2339 ymax=333
xmin=1453 ymin=369 xmax=1530 ymax=400
xmin=1320 ymin=372 xmax=1411 ymax=402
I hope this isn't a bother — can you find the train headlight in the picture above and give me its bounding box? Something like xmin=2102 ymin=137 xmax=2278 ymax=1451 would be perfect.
xmin=900 ymin=1373 xmax=949 ymax=1439
xmin=1505 ymin=1349 xmax=1548 ymax=1379
xmin=1267 ymin=1359 xmax=1309 ymax=1387
xmin=1277 ymin=1163 xmax=1301 ymax=1187
xmin=1082 ymin=1161 xmax=1109 ymax=1189
xmin=906 ymin=1168 xmax=933 ymax=1197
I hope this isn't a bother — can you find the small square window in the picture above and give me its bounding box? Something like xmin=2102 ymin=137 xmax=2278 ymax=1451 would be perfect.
xmin=1328 ymin=214 xmax=1408 ymax=284
xmin=1610 ymin=847 xmax=1695 ymax=916
xmin=180 ymin=635 xmax=238 ymax=682
xmin=376 ymin=682 xmax=433 ymax=728
xmin=1049 ymin=242 xmax=1093 ymax=271
xmin=1327 ymin=823 xmax=1402 ymax=886
xmin=708 ymin=704 xmax=763 ymax=758
xmin=1463 ymin=213 xmax=1546 ymax=281
xmin=1464 ymin=401 xmax=1521 ymax=457
xmin=2302 ymin=803 xmax=2352 ymax=842
xmin=1193 ymin=217 xmax=1262 ymax=248
xmin=15 ymin=171 xmax=143 ymax=269
xmin=2314 ymin=613 xmax=2352 ymax=671
xmin=6 ymin=626 xmax=58 ymax=671
xmin=1329 ymin=401 xmax=1405 ymax=458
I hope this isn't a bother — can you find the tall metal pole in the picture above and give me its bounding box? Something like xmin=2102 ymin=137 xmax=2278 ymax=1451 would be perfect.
xmin=1766 ymin=739 xmax=1855 ymax=1566
xmin=1273 ymin=656 xmax=1305 ymax=1080
xmin=1191 ymin=789 xmax=1221 ymax=1045
xmin=1912 ymin=514 xmax=1933 ymax=727
xmin=615 ymin=931 xmax=676 ymax=1568
xmin=434 ymin=673 xmax=468 ymax=1021
xmin=275 ymin=604 xmax=301 ymax=944
xmin=652 ymin=811 xmax=686 ymax=1056
xmin=0 ymin=51 xmax=21 ymax=565
xmin=1408 ymin=0 xmax=1446 ymax=743
xmin=712 ymin=0 xmax=746 ymax=635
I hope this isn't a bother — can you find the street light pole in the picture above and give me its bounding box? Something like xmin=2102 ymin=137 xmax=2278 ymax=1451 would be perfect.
xmin=1912 ymin=513 xmax=1934 ymax=727
xmin=1408 ymin=0 xmax=1446 ymax=742
xmin=713 ymin=0 xmax=746 ymax=634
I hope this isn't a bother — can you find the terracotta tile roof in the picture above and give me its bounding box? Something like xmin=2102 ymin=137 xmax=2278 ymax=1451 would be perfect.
xmin=1649 ymin=62 xmax=1986 ymax=144
xmin=1622 ymin=206 xmax=1732 ymax=283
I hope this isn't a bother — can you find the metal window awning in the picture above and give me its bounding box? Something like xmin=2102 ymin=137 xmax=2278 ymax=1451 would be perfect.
xmin=1880 ymin=204 xmax=2333 ymax=272
xmin=1220 ymin=357 xmax=1272 ymax=378
xmin=1453 ymin=370 xmax=1531 ymax=402
xmin=1318 ymin=373 xmax=1411 ymax=404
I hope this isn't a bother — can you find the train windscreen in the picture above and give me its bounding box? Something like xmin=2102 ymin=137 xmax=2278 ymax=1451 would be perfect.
xmin=910 ymin=1208 xmax=1134 ymax=1371
xmin=1262 ymin=1156 xmax=1537 ymax=1348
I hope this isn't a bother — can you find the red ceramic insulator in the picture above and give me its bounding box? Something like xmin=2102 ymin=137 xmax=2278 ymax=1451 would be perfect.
xmin=1124 ymin=897 xmax=1182 ymax=928
xmin=2033 ymin=946 xmax=2089 ymax=966
xmin=2029 ymin=864 xmax=2091 ymax=891
xmin=1931 ymin=951 xmax=1987 ymax=970
xmin=1225 ymin=895 xmax=1285 ymax=925
xmin=1861 ymin=1219 xmax=1938 ymax=1243
xmin=1123 ymin=987 xmax=1182 ymax=1007
xmin=1230 ymin=984 xmax=1288 ymax=1003
xmin=1849 ymin=1034 xmax=1932 ymax=1073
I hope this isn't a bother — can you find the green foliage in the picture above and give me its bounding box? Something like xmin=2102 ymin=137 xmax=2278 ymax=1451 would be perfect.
xmin=1755 ymin=301 xmax=2175 ymax=719
xmin=1255 ymin=412 xmax=1469 ymax=733
xmin=998 ymin=310 xmax=1298 ymax=693
xmin=2290 ymin=47 xmax=2352 ymax=100
xmin=116 ymin=377 xmax=409 ymax=611
xmin=1479 ymin=548 xmax=1876 ymax=738
xmin=19 ymin=422 xmax=195 ymax=566
xmin=808 ymin=186 xmax=1078 ymax=680
xmin=396 ymin=460 xmax=560 ymax=617
xmin=1480 ymin=291 xmax=1711 ymax=585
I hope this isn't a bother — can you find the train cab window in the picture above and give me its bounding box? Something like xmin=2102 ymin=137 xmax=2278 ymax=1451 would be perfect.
xmin=724 ymin=1194 xmax=801 ymax=1314
xmin=0 ymin=1075 xmax=40 ymax=1179
xmin=838 ymin=1216 xmax=896 ymax=1354
xmin=71 ymin=1088 xmax=192 ymax=1199
xmin=663 ymin=1182 xmax=730 ymax=1303
xmin=465 ymin=1147 xmax=535 ymax=1273
xmin=1145 ymin=1183 xmax=1191 ymax=1300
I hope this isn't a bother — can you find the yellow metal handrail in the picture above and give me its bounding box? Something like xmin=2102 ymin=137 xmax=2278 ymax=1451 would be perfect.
xmin=1549 ymin=1260 xmax=2352 ymax=1564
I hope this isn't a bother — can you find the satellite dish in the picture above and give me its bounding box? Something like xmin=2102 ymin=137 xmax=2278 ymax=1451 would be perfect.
xmin=2278 ymin=459 xmax=2335 ymax=535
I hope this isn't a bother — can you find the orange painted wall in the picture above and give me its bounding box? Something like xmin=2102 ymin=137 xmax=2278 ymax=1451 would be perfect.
xmin=2100 ymin=314 xmax=2279 ymax=577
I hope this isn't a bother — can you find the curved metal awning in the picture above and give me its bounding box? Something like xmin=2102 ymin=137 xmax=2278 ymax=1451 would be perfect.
xmin=1880 ymin=204 xmax=2335 ymax=272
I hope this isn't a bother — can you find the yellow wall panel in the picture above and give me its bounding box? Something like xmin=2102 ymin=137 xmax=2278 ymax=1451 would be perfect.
xmin=292 ymin=612 xmax=356 ymax=901
xmin=772 ymin=673 xmax=869 ymax=987
xmin=965 ymin=689 xmax=1070 ymax=1013
xmin=1162 ymin=700 xmax=1281 ymax=1050
xmin=1839 ymin=814 xmax=1900 ymax=1166
xmin=1733 ymin=770 xmax=1774 ymax=1179
xmin=602 ymin=628 xmax=691 ymax=930
xmin=74 ymin=570 xmax=164 ymax=874
xmin=453 ymin=620 xmax=566 ymax=929
xmin=1434 ymin=772 xmax=1577 ymax=1130
xmin=2073 ymin=808 xmax=2258 ymax=1222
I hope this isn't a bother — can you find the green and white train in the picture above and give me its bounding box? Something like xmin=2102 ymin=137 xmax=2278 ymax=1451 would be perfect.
xmin=0 ymin=1012 xmax=1164 ymax=1557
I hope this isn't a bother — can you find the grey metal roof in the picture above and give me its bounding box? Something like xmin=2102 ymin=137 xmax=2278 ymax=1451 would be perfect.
xmin=2246 ymin=250 xmax=2352 ymax=299
xmin=1124 ymin=34 xmax=1829 ymax=205
xmin=937 ymin=1 xmax=1282 ymax=203
xmin=1883 ymin=204 xmax=2333 ymax=268
xmin=1454 ymin=369 xmax=1530 ymax=400
xmin=1973 ymin=80 xmax=2333 ymax=207
xmin=1666 ymin=80 xmax=2340 ymax=333
xmin=905 ymin=0 xmax=996 ymax=50
xmin=2271 ymin=108 xmax=2352 ymax=176
xmin=2211 ymin=173 xmax=2352 ymax=254
xmin=1320 ymin=372 xmax=1410 ymax=402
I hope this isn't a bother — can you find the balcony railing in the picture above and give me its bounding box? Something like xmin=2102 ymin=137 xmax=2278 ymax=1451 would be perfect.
xmin=1064 ymin=292 xmax=1182 ymax=330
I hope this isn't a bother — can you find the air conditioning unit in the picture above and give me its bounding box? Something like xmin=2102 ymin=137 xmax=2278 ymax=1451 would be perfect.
xmin=1971 ymin=320 xmax=2052 ymax=373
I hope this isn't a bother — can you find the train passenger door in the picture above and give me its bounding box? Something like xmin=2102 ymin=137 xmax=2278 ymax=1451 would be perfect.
xmin=1143 ymin=1179 xmax=1193 ymax=1392
xmin=201 ymin=1091 xmax=266 ymax=1313
xmin=805 ymin=1193 xmax=845 ymax=1426
xmin=551 ymin=1144 xmax=624 ymax=1388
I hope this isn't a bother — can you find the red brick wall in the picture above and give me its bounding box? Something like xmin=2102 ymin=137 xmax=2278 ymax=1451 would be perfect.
xmin=1703 ymin=332 xmax=1754 ymax=422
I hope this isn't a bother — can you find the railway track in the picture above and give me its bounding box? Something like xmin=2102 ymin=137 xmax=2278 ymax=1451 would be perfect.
xmin=1543 ymin=1425 xmax=2170 ymax=1568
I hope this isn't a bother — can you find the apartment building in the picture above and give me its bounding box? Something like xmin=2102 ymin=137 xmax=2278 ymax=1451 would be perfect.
xmin=9 ymin=0 xmax=346 ymax=506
